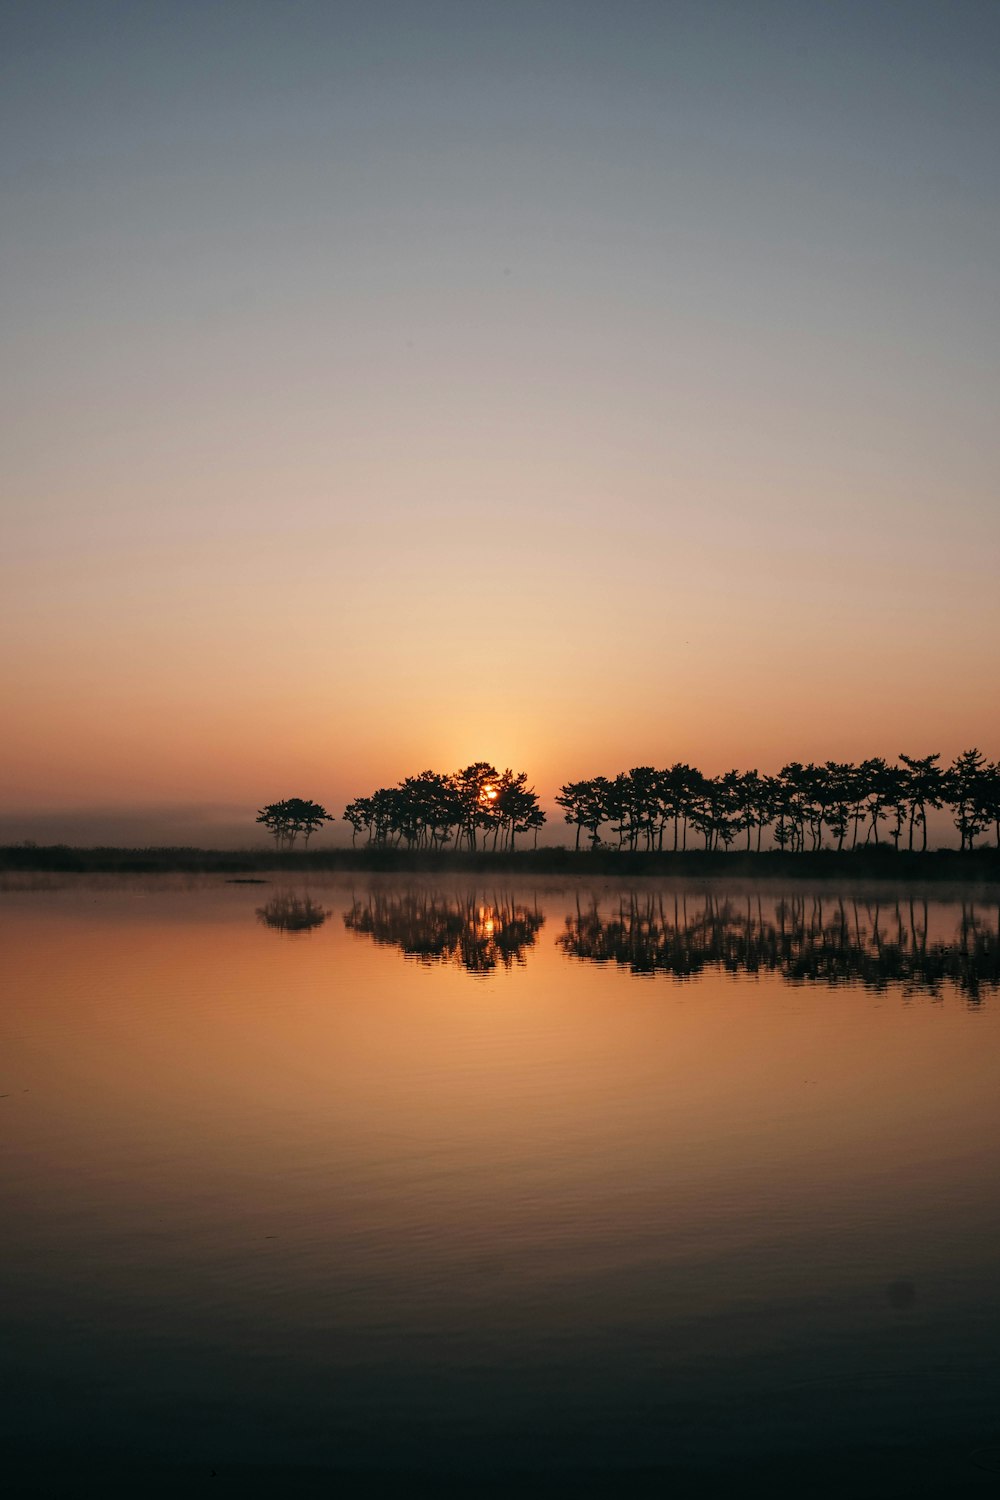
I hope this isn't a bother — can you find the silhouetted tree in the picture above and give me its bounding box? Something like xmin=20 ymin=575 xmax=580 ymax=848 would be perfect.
xmin=735 ymin=769 xmax=771 ymax=851
xmin=822 ymin=763 xmax=855 ymax=851
xmin=343 ymin=797 xmax=372 ymax=846
xmin=556 ymin=780 xmax=591 ymax=850
xmin=495 ymin=770 xmax=545 ymax=851
xmin=403 ymin=770 xmax=462 ymax=848
xmin=859 ymin=757 xmax=893 ymax=846
xmin=948 ymin=748 xmax=991 ymax=851
xmin=979 ymin=762 xmax=1000 ymax=849
xmin=880 ymin=765 xmax=910 ymax=850
xmin=256 ymin=797 xmax=332 ymax=850
xmin=777 ymin=763 xmax=810 ymax=852
xmin=687 ymin=773 xmax=739 ymax=851
xmin=451 ymin=763 xmax=500 ymax=851
xmin=899 ymin=752 xmax=945 ymax=852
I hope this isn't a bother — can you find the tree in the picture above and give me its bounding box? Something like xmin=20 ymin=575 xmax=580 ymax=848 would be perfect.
xmin=823 ymin=762 xmax=855 ymax=851
xmin=898 ymin=752 xmax=944 ymax=852
xmin=881 ymin=765 xmax=909 ymax=850
xmin=777 ymin=763 xmax=809 ymax=852
xmin=256 ymin=797 xmax=333 ymax=850
xmin=625 ymin=767 xmax=660 ymax=851
xmin=978 ymin=762 xmax=1000 ymax=849
xmin=735 ymin=769 xmax=770 ymax=852
xmin=452 ymin=762 xmax=502 ymax=851
xmin=290 ymin=798 xmax=334 ymax=846
xmin=859 ymin=757 xmax=892 ymax=846
xmin=688 ymin=774 xmax=738 ymax=851
xmin=556 ymin=780 xmax=593 ymax=850
xmin=496 ymin=771 xmax=546 ymax=851
xmin=342 ymin=797 xmax=372 ymax=846
xmin=402 ymin=770 xmax=462 ymax=848
xmin=668 ymin=764 xmax=704 ymax=851
xmin=947 ymin=748 xmax=991 ymax=851
xmin=257 ymin=801 xmax=296 ymax=850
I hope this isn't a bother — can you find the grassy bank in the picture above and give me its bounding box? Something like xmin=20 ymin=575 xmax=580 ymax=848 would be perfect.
xmin=2 ymin=843 xmax=1000 ymax=882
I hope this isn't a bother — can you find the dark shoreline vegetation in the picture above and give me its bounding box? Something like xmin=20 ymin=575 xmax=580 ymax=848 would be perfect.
xmin=3 ymin=843 xmax=1000 ymax=883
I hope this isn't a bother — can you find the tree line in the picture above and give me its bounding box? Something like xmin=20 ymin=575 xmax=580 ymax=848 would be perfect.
xmin=556 ymin=750 xmax=1000 ymax=853
xmin=255 ymin=749 xmax=1000 ymax=852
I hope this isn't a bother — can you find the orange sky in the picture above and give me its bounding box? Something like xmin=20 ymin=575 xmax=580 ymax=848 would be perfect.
xmin=3 ymin=3 xmax=998 ymax=843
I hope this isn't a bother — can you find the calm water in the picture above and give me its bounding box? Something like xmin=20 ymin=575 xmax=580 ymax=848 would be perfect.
xmin=2 ymin=875 xmax=999 ymax=1497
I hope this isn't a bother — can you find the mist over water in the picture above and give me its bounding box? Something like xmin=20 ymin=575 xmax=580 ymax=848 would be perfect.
xmin=2 ymin=874 xmax=999 ymax=1496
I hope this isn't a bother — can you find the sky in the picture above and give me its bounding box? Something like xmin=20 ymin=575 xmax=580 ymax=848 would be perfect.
xmin=2 ymin=0 xmax=999 ymax=845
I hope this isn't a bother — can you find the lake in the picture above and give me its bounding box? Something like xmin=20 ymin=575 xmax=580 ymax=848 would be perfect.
xmin=2 ymin=874 xmax=999 ymax=1496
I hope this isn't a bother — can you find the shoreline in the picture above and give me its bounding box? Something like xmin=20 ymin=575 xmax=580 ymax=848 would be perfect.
xmin=2 ymin=844 xmax=1000 ymax=883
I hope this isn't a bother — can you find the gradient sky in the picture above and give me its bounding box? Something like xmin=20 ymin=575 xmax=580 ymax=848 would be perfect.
xmin=2 ymin=0 xmax=999 ymax=843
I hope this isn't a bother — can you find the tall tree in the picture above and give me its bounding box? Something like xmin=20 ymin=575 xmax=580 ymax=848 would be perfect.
xmin=947 ymin=748 xmax=990 ymax=851
xmin=977 ymin=761 xmax=1000 ymax=849
xmin=556 ymin=780 xmax=591 ymax=851
xmin=898 ymin=752 xmax=944 ymax=852
xmin=823 ymin=762 xmax=855 ymax=851
xmin=859 ymin=757 xmax=893 ymax=846
xmin=497 ymin=772 xmax=546 ymax=851
xmin=342 ymin=797 xmax=372 ymax=846
xmin=452 ymin=763 xmax=502 ymax=850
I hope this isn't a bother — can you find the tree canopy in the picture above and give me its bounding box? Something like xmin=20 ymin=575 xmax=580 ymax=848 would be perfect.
xmin=256 ymin=798 xmax=333 ymax=850
xmin=554 ymin=752 xmax=1000 ymax=853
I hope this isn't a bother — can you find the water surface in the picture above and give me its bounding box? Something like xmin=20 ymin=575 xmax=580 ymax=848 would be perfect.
xmin=2 ymin=875 xmax=999 ymax=1496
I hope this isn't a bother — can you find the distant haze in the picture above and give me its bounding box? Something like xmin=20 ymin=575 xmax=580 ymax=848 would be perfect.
xmin=0 ymin=796 xmax=963 ymax=853
xmin=0 ymin=805 xmax=259 ymax=851
xmin=3 ymin=1 xmax=998 ymax=836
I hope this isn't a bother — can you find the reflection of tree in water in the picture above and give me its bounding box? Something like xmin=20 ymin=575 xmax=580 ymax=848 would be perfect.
xmin=558 ymin=892 xmax=1000 ymax=1003
xmin=343 ymin=890 xmax=544 ymax=974
xmin=256 ymin=892 xmax=331 ymax=933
